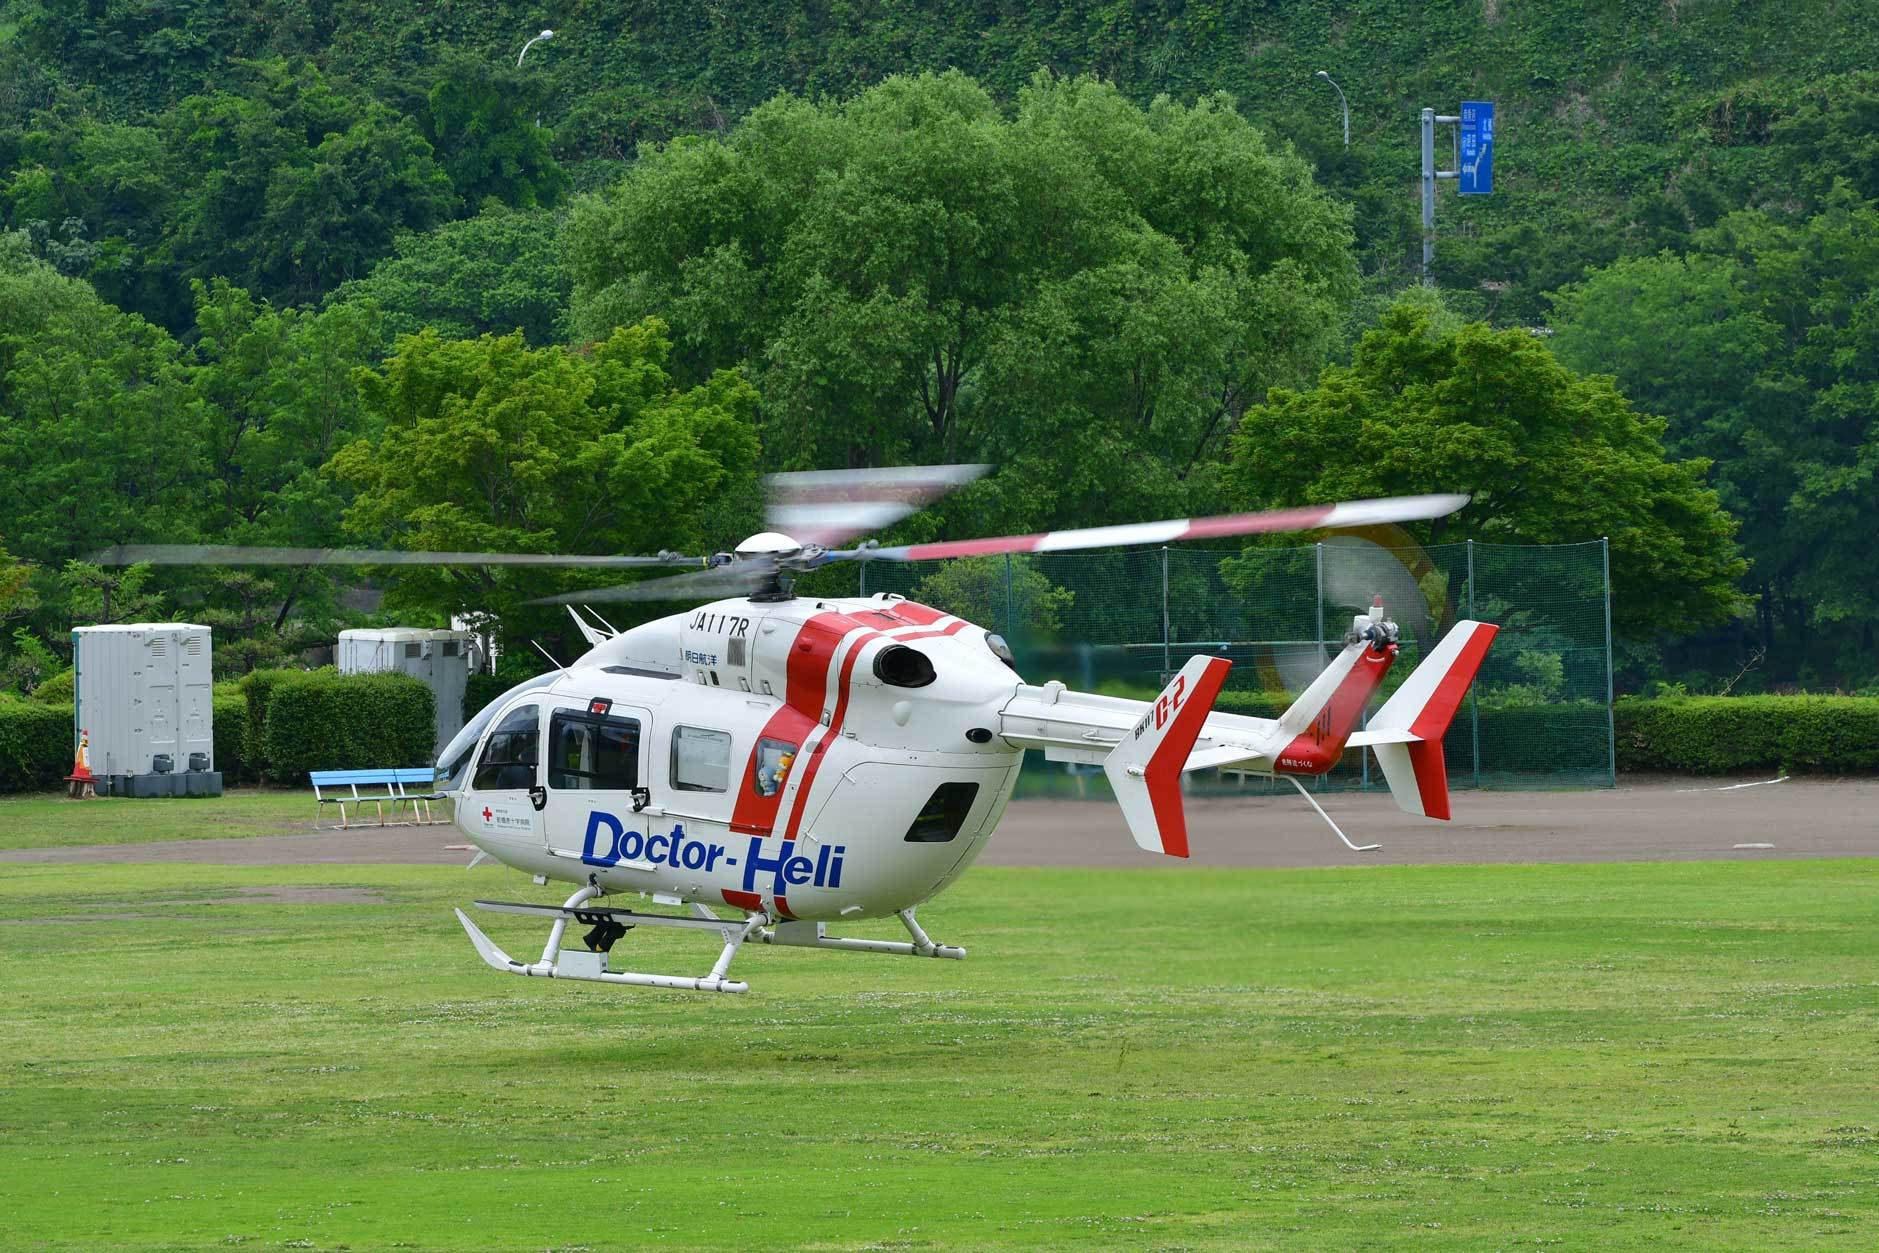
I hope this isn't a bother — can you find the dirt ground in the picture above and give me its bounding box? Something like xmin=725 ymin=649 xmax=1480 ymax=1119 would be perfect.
xmin=2 ymin=775 xmax=1871 ymax=869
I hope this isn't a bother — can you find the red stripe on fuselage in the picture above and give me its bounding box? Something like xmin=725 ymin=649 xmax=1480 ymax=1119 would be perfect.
xmin=892 ymin=620 xmax=968 ymax=642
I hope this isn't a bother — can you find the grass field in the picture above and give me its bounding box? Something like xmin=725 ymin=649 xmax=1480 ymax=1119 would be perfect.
xmin=3 ymin=857 xmax=1876 ymax=1249
xmin=0 ymin=789 xmax=324 ymax=851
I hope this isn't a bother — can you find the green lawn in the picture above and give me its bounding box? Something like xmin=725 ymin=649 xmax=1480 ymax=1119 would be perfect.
xmin=2 ymin=859 xmax=1875 ymax=1249
xmin=0 ymin=788 xmax=318 ymax=850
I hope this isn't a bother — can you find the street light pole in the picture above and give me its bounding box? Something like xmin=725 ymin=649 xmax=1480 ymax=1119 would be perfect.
xmin=517 ymin=28 xmax=554 ymax=67
xmin=1313 ymin=71 xmax=1349 ymax=147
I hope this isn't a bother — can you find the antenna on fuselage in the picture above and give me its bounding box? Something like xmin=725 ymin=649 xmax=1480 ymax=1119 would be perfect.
xmin=531 ymin=640 xmax=567 ymax=671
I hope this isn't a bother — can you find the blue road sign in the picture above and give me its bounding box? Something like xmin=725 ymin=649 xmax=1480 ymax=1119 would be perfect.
xmin=1459 ymin=101 xmax=1494 ymax=195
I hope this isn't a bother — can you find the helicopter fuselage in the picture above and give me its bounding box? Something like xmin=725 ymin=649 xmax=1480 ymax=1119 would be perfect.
xmin=452 ymin=595 xmax=1026 ymax=921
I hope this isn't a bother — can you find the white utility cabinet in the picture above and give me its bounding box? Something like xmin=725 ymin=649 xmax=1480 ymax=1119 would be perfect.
xmin=72 ymin=623 xmax=220 ymax=796
xmin=337 ymin=627 xmax=473 ymax=757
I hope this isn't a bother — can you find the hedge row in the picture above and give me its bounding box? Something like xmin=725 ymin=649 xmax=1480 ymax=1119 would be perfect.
xmin=253 ymin=668 xmax=436 ymax=779
xmin=0 ymin=698 xmax=77 ymax=793
xmin=1615 ymin=695 xmax=1879 ymax=774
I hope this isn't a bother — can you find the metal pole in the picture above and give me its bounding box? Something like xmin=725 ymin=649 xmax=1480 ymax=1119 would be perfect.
xmin=1467 ymin=539 xmax=1480 ymax=790
xmin=1160 ymin=547 xmax=1171 ymax=680
xmin=858 ymin=557 xmax=867 ymax=597
xmin=1003 ymin=553 xmax=1014 ymax=639
xmin=1603 ymin=537 xmax=1616 ymax=788
xmin=1314 ymin=71 xmax=1349 ymax=146
xmin=1421 ymin=107 xmax=1436 ymax=284
xmin=1314 ymin=542 xmax=1325 ymax=663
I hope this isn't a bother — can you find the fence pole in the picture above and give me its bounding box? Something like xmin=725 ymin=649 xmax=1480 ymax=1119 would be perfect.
xmin=1161 ymin=547 xmax=1171 ymax=680
xmin=859 ymin=557 xmax=867 ymax=597
xmin=1315 ymin=542 xmax=1325 ymax=794
xmin=1003 ymin=553 xmax=1014 ymax=638
xmin=1603 ymin=536 xmax=1616 ymax=788
xmin=1468 ymin=539 xmax=1480 ymax=789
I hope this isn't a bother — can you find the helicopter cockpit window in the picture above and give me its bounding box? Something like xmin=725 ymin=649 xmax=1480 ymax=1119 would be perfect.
xmin=903 ymin=781 xmax=980 ymax=843
xmin=672 ymin=726 xmax=732 ymax=793
xmin=472 ymin=704 xmax=540 ymax=791
xmin=547 ymin=710 xmax=640 ymax=791
xmin=752 ymin=738 xmax=798 ymax=798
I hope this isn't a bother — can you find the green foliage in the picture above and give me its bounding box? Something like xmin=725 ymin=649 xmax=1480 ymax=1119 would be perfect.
xmin=259 ymin=668 xmax=436 ymax=778
xmin=1226 ymin=297 xmax=1746 ymax=639
xmin=912 ymin=557 xmax=1075 ymax=635
xmin=1616 ymin=695 xmax=1879 ymax=774
xmin=0 ymin=696 xmax=71 ymax=793
xmin=567 ymin=71 xmax=1357 ymax=534
xmin=325 ymin=319 xmax=760 ymax=642
xmin=26 ymin=666 xmax=73 ymax=705
xmin=1551 ymin=194 xmax=1879 ymax=680
xmin=160 ymin=59 xmax=457 ymax=306
xmin=422 ymin=53 xmax=567 ymax=210
xmin=1 ymin=628 xmax=63 ymax=696
xmin=212 ymin=687 xmax=248 ymax=781
xmin=327 ymin=205 xmax=569 ymax=347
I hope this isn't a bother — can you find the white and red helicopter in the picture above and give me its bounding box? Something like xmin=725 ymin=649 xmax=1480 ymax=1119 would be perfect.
xmin=108 ymin=468 xmax=1496 ymax=994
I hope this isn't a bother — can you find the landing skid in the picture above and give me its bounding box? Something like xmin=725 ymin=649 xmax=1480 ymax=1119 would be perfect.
xmin=760 ymin=909 xmax=966 ymax=960
xmin=454 ymin=891 xmax=965 ymax=994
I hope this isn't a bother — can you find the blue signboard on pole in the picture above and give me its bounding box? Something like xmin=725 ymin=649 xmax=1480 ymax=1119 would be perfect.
xmin=1459 ymin=101 xmax=1494 ymax=195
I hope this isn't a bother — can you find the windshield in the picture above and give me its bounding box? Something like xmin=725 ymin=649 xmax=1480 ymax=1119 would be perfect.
xmin=436 ymin=671 xmax=563 ymax=792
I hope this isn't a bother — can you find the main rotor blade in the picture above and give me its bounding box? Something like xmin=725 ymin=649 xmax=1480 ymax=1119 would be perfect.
xmin=765 ymin=463 xmax=989 ymax=547
xmin=526 ymin=560 xmax=777 ymax=606
xmin=830 ymin=494 xmax=1471 ymax=563
xmin=90 ymin=544 xmax=710 ymax=569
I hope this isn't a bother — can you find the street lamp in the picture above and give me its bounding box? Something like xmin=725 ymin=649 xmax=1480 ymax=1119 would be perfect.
xmin=517 ymin=28 xmax=554 ymax=67
xmin=1313 ymin=70 xmax=1349 ymax=147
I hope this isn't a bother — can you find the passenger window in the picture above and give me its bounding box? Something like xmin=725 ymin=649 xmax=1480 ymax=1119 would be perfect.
xmin=472 ymin=704 xmax=540 ymax=791
xmin=546 ymin=710 xmax=641 ymax=791
xmin=904 ymin=781 xmax=980 ymax=843
xmin=752 ymin=737 xmax=798 ymax=798
xmin=672 ymin=726 xmax=732 ymax=793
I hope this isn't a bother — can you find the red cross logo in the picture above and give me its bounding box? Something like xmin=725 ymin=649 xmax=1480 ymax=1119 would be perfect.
xmin=482 ymin=807 xmax=493 ymax=822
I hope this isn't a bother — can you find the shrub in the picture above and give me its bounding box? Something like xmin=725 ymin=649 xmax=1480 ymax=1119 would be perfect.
xmin=0 ymin=698 xmax=73 ymax=792
xmin=213 ymin=690 xmax=249 ymax=782
xmin=1615 ymin=695 xmax=1879 ymax=774
xmin=261 ymin=668 xmax=436 ymax=779
xmin=28 ymin=669 xmax=75 ymax=704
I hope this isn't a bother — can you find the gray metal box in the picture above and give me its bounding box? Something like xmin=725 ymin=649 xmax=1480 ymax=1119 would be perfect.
xmin=337 ymin=628 xmax=472 ymax=759
xmin=72 ymin=624 xmax=214 ymax=779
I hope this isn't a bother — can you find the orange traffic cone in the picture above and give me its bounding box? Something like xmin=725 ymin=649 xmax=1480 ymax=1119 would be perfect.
xmin=66 ymin=728 xmax=97 ymax=799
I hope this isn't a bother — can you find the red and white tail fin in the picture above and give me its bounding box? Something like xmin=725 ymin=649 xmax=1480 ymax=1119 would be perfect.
xmin=1269 ymin=602 xmax=1398 ymax=776
xmin=1103 ymin=656 xmax=1232 ymax=858
xmin=1363 ymin=621 xmax=1499 ymax=820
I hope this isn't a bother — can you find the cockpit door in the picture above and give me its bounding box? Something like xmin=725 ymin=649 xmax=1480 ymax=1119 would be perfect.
xmin=465 ymin=701 xmax=545 ymax=844
xmin=539 ymin=700 xmax=653 ymax=865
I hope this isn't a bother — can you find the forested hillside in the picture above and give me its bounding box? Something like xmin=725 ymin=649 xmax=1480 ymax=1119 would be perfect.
xmin=1 ymin=1 xmax=1876 ymax=690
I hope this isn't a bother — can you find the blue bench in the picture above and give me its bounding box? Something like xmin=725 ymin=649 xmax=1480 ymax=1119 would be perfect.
xmin=309 ymin=768 xmax=449 ymax=829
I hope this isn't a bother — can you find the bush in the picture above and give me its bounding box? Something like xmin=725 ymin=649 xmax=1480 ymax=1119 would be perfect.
xmin=1616 ymin=695 xmax=1879 ymax=774
xmin=213 ymin=689 xmax=249 ymax=782
xmin=261 ymin=668 xmax=436 ymax=779
xmin=240 ymin=668 xmax=300 ymax=771
xmin=28 ymin=669 xmax=75 ymax=704
xmin=0 ymin=698 xmax=73 ymax=792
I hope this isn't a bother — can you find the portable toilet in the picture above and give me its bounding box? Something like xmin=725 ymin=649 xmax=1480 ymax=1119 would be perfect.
xmin=337 ymin=627 xmax=473 ymax=757
xmin=72 ymin=623 xmax=221 ymax=797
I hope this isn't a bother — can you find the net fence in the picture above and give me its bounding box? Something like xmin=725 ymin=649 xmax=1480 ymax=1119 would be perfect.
xmin=849 ymin=538 xmax=1614 ymax=798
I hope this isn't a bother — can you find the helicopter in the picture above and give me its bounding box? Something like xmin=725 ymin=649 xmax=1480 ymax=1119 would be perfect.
xmin=104 ymin=467 xmax=1497 ymax=994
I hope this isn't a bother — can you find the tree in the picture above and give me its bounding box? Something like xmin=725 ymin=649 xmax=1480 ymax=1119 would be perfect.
xmin=566 ymin=71 xmax=1357 ymax=537
xmin=162 ymin=59 xmax=456 ymax=306
xmin=1225 ymin=297 xmax=1744 ymax=639
xmin=1550 ymin=194 xmax=1879 ymax=676
xmin=325 ymin=319 xmax=759 ymax=642
xmin=911 ymin=556 xmax=1075 ymax=634
xmin=327 ymin=205 xmax=570 ymax=349
xmin=423 ymin=54 xmax=568 ymax=211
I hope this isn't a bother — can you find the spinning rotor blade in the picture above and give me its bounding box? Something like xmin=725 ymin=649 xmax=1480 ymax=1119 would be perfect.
xmin=832 ymin=494 xmax=1471 ymax=563
xmin=765 ymin=463 xmax=990 ymax=547
xmin=526 ymin=559 xmax=779 ymax=606
xmin=90 ymin=544 xmax=711 ymax=570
